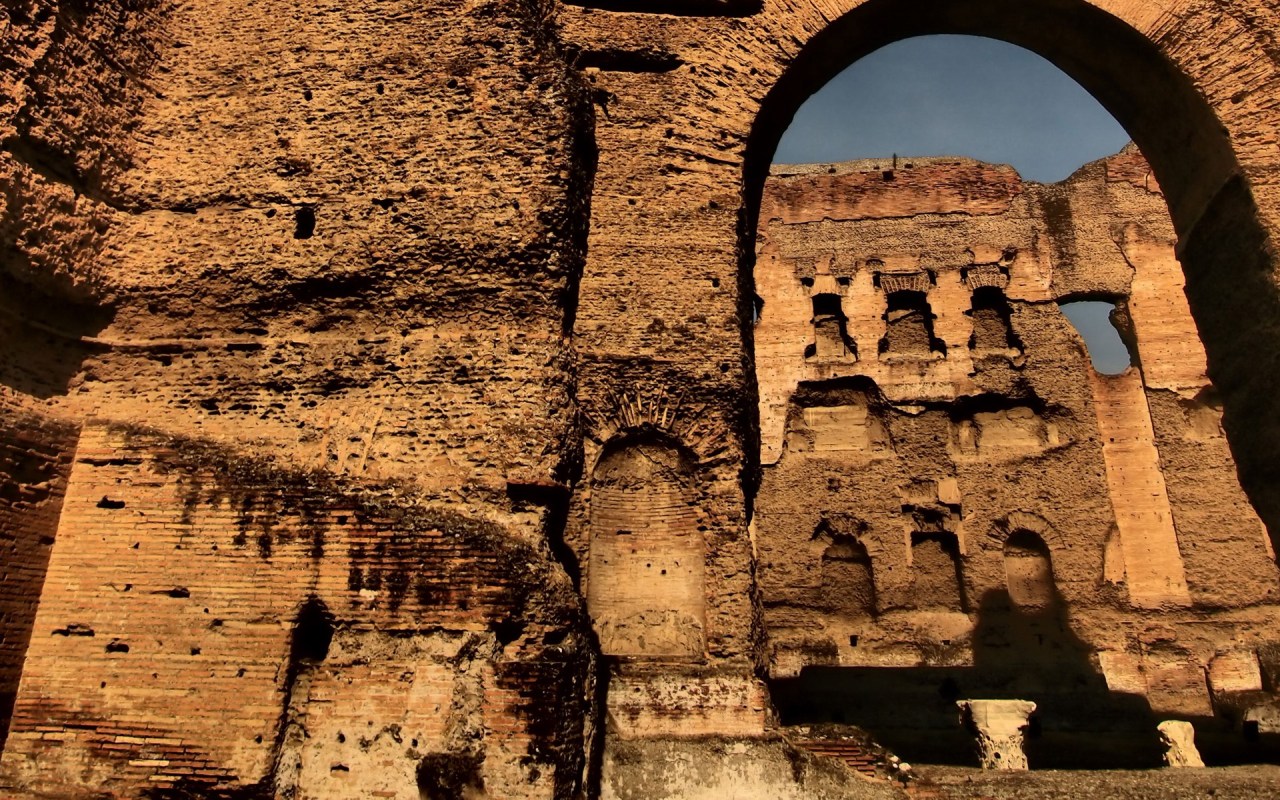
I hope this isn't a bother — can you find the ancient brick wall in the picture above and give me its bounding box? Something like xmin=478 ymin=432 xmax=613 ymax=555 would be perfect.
xmin=6 ymin=0 xmax=1280 ymax=795
xmin=3 ymin=424 xmax=589 ymax=798
xmin=1 ymin=2 xmax=600 ymax=794
xmin=3 ymin=0 xmax=595 ymax=499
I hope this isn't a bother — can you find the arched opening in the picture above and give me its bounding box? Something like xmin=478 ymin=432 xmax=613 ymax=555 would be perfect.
xmin=773 ymin=35 xmax=1127 ymax=181
xmin=744 ymin=0 xmax=1280 ymax=771
xmin=744 ymin=1 xmax=1239 ymax=239
xmin=416 ymin=752 xmax=484 ymax=800
xmin=1058 ymin=298 xmax=1138 ymax=375
xmin=289 ymin=597 xmax=335 ymax=666
xmin=740 ymin=0 xmax=1280 ymax=554
xmin=586 ymin=436 xmax=705 ymax=660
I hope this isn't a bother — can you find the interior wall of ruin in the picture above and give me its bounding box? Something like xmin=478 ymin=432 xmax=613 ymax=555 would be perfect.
xmin=4 ymin=424 xmax=592 ymax=798
xmin=752 ymin=150 xmax=1280 ymax=744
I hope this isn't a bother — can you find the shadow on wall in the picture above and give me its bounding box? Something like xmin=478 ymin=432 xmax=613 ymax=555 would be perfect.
xmin=770 ymin=586 xmax=1170 ymax=769
xmin=262 ymin=597 xmax=336 ymax=798
xmin=0 ymin=274 xmax=113 ymax=399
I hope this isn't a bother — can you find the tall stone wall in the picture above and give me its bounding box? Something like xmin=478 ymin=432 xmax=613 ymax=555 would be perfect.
xmin=0 ymin=0 xmax=600 ymax=797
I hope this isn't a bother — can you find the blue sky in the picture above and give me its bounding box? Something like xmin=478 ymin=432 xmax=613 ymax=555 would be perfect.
xmin=773 ymin=35 xmax=1130 ymax=183
xmin=774 ymin=35 xmax=1136 ymax=371
xmin=1059 ymin=302 xmax=1133 ymax=374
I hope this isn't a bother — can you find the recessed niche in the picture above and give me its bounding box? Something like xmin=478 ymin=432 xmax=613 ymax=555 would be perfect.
xmin=967 ymin=286 xmax=1022 ymax=354
xmin=879 ymin=290 xmax=945 ymax=358
xmin=808 ymin=293 xmax=856 ymax=360
xmin=821 ymin=537 xmax=876 ymax=619
xmin=909 ymin=531 xmax=966 ymax=612
xmin=1003 ymin=530 xmax=1057 ymax=608
xmin=587 ymin=439 xmax=705 ymax=659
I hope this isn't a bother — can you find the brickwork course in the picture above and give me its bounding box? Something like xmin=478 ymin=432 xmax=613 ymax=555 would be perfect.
xmin=3 ymin=0 xmax=1280 ymax=797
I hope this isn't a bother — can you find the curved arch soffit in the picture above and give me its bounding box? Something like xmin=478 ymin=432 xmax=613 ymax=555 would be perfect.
xmin=811 ymin=516 xmax=875 ymax=552
xmin=591 ymin=429 xmax=700 ymax=481
xmin=986 ymin=510 xmax=1064 ymax=553
xmin=743 ymin=0 xmax=1243 ymax=243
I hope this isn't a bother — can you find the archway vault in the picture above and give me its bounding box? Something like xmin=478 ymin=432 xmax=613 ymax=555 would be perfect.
xmin=741 ymin=0 xmax=1247 ymax=238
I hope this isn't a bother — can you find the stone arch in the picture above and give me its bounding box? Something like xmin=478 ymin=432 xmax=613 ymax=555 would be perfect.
xmin=987 ymin=512 xmax=1074 ymax=607
xmin=986 ymin=510 xmax=1064 ymax=553
xmin=738 ymin=0 xmax=1280 ymax=551
xmin=743 ymin=0 xmax=1238 ymax=239
xmin=586 ymin=435 xmax=705 ymax=660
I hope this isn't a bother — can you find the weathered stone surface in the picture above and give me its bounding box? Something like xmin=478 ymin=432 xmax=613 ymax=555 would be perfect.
xmin=755 ymin=153 xmax=1279 ymax=700
xmin=1157 ymin=720 xmax=1205 ymax=768
xmin=2 ymin=1 xmax=597 ymax=794
xmin=3 ymin=0 xmax=1280 ymax=796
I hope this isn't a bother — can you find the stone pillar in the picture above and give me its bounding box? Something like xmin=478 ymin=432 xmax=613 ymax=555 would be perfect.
xmin=1089 ymin=369 xmax=1192 ymax=608
xmin=957 ymin=699 xmax=1037 ymax=770
xmin=1157 ymin=720 xmax=1205 ymax=767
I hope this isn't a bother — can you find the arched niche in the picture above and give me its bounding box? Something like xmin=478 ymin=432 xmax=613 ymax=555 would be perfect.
xmin=816 ymin=525 xmax=876 ymax=618
xmin=1003 ymin=529 xmax=1057 ymax=609
xmin=739 ymin=0 xmax=1280 ymax=551
xmin=586 ymin=436 xmax=705 ymax=660
xmin=968 ymin=286 xmax=1021 ymax=354
xmin=879 ymin=289 xmax=944 ymax=358
xmin=909 ymin=531 xmax=967 ymax=612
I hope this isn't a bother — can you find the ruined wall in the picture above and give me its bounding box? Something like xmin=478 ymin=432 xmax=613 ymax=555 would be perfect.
xmin=5 ymin=424 xmax=590 ymax=798
xmin=553 ymin=2 xmax=1280 ymax=777
xmin=0 ymin=0 xmax=599 ymax=796
xmin=7 ymin=0 xmax=1280 ymax=795
xmin=753 ymin=150 xmax=1280 ymax=756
